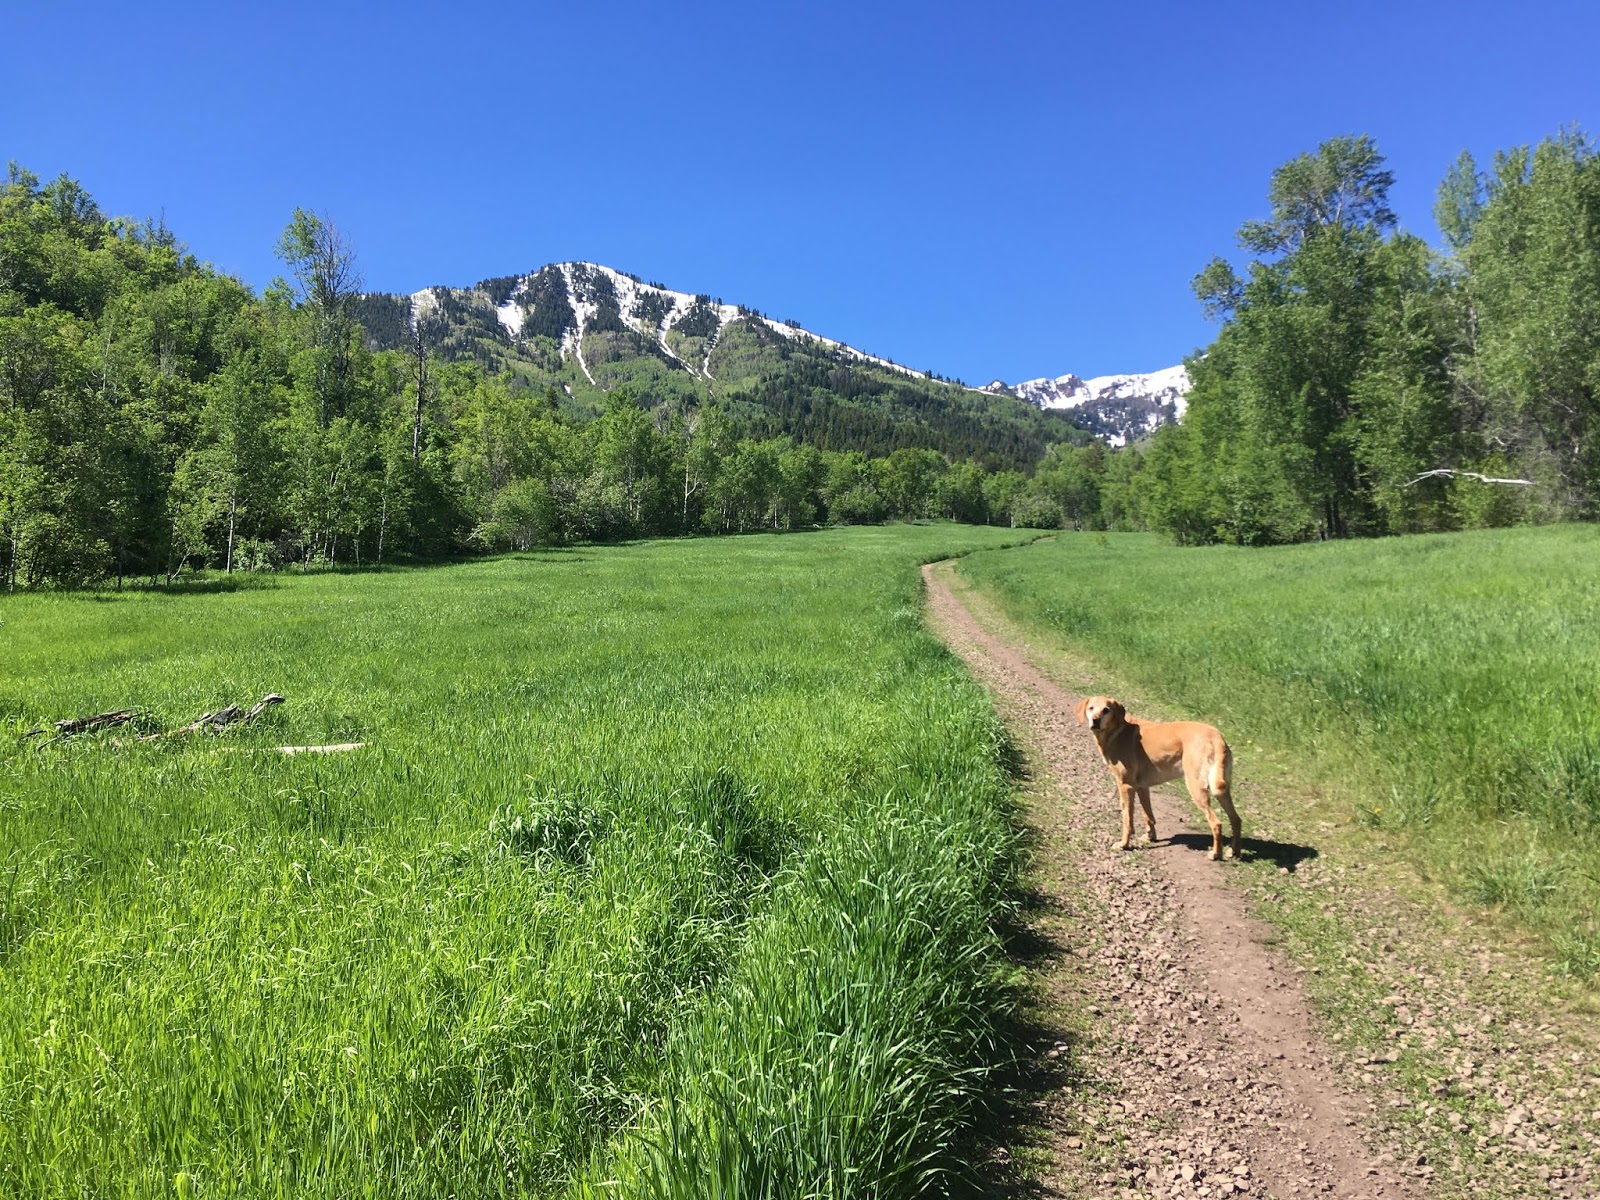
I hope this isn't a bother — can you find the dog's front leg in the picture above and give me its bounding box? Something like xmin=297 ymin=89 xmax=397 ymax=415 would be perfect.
xmin=1137 ymin=787 xmax=1157 ymax=844
xmin=1118 ymin=784 xmax=1136 ymax=850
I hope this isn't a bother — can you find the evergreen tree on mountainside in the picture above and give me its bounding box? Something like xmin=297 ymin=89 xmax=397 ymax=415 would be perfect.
xmin=671 ymin=296 xmax=719 ymax=340
xmin=580 ymin=269 xmax=628 ymax=335
xmin=352 ymin=292 xmax=411 ymax=351
xmin=522 ymin=265 xmax=575 ymax=341
xmin=477 ymin=275 xmax=520 ymax=307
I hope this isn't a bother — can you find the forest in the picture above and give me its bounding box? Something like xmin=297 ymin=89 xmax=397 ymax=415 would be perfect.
xmin=3 ymin=124 xmax=1597 ymax=588
xmin=0 ymin=166 xmax=1092 ymax=590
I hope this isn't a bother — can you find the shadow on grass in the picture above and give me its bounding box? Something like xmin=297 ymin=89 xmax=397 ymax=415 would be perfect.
xmin=504 ymin=549 xmax=594 ymax=564
xmin=80 ymin=562 xmax=431 ymax=598
xmin=1165 ymin=830 xmax=1319 ymax=871
xmin=951 ymin=873 xmax=1090 ymax=1198
xmin=58 ymin=547 xmax=611 ymax=601
xmin=79 ymin=574 xmax=285 ymax=600
xmin=996 ymin=726 xmax=1032 ymax=786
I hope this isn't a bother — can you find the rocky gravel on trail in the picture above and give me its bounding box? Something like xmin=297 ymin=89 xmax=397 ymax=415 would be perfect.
xmin=923 ymin=562 xmax=1600 ymax=1200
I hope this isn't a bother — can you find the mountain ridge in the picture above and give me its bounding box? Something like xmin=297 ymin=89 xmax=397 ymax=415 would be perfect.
xmin=357 ymin=260 xmax=1187 ymax=460
xmin=405 ymin=261 xmax=953 ymax=386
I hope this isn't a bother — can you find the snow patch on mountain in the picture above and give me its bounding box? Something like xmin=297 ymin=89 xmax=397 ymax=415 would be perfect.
xmin=758 ymin=317 xmax=924 ymax=380
xmin=494 ymin=288 xmax=524 ymax=338
xmin=408 ymin=287 xmax=440 ymax=328
xmin=1001 ymin=365 xmax=1189 ymax=415
xmin=482 ymin=261 xmax=940 ymax=386
xmin=557 ymin=264 xmax=599 ymax=386
xmin=656 ymin=293 xmax=699 ymax=375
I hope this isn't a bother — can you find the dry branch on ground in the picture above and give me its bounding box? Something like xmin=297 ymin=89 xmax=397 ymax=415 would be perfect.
xmin=23 ymin=708 xmax=138 ymax=742
xmin=155 ymin=693 xmax=285 ymax=738
xmin=27 ymin=695 xmax=287 ymax=746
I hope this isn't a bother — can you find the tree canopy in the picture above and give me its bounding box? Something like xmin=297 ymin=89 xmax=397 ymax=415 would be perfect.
xmin=1135 ymin=129 xmax=1600 ymax=544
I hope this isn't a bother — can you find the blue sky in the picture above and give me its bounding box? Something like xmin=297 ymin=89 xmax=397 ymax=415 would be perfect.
xmin=5 ymin=0 xmax=1596 ymax=383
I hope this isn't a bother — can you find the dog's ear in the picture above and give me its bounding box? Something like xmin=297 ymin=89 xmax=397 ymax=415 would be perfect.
xmin=1106 ymin=699 xmax=1126 ymax=727
xmin=1073 ymin=697 xmax=1089 ymax=727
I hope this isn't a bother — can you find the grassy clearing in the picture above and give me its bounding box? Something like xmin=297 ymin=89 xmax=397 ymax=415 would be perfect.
xmin=1 ymin=524 xmax=1025 ymax=1198
xmin=954 ymin=526 xmax=1600 ymax=975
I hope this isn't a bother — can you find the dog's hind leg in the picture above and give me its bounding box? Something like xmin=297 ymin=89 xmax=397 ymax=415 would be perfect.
xmin=1184 ymin=766 xmax=1225 ymax=860
xmin=1137 ymin=787 xmax=1158 ymax=844
xmin=1214 ymin=746 xmax=1241 ymax=859
xmin=1217 ymin=789 xmax=1243 ymax=859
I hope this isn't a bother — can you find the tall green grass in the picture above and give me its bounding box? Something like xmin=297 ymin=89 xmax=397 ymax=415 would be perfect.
xmin=956 ymin=526 xmax=1600 ymax=974
xmin=0 ymin=525 xmax=1023 ymax=1198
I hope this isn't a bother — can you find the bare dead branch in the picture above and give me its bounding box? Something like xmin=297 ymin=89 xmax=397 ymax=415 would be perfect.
xmin=142 ymin=694 xmax=287 ymax=740
xmin=37 ymin=695 xmax=287 ymax=747
xmin=244 ymin=693 xmax=286 ymax=722
xmin=1404 ymin=469 xmax=1535 ymax=488
xmin=23 ymin=708 xmax=138 ymax=743
xmin=209 ymin=741 xmax=365 ymax=755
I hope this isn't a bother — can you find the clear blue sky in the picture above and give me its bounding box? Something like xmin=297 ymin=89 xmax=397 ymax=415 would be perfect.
xmin=5 ymin=0 xmax=1596 ymax=383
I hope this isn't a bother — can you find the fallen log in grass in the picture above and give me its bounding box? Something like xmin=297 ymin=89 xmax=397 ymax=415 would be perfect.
xmin=30 ymin=695 xmax=287 ymax=747
xmin=143 ymin=694 xmax=285 ymax=740
xmin=23 ymin=708 xmax=139 ymax=743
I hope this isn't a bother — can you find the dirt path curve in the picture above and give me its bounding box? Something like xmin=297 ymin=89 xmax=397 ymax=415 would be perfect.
xmin=924 ymin=561 xmax=1421 ymax=1200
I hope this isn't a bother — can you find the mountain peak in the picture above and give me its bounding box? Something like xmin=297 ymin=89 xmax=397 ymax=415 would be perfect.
xmin=420 ymin=261 xmax=940 ymax=389
xmin=984 ymin=366 xmax=1189 ymax=446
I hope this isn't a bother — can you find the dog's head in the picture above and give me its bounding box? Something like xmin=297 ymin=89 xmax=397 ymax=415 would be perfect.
xmin=1073 ymin=695 xmax=1125 ymax=734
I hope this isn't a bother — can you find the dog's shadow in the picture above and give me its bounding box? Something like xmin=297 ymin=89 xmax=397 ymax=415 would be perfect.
xmin=1163 ymin=831 xmax=1319 ymax=871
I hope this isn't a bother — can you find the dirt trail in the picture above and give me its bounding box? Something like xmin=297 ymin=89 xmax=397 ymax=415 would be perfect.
xmin=924 ymin=561 xmax=1422 ymax=1200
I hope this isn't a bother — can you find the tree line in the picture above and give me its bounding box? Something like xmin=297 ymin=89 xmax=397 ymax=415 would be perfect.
xmin=1103 ymin=128 xmax=1600 ymax=544
xmin=12 ymin=128 xmax=1589 ymax=588
xmin=0 ymin=166 xmax=1092 ymax=590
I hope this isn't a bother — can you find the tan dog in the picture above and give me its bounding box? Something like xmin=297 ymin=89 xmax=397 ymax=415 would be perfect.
xmin=1073 ymin=695 xmax=1241 ymax=860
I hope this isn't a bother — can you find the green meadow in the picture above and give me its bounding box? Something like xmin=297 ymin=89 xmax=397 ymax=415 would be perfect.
xmin=1 ymin=525 xmax=1025 ymax=1199
xmin=957 ymin=526 xmax=1600 ymax=973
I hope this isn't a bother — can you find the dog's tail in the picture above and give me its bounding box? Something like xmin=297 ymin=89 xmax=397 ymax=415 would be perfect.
xmin=1210 ymin=744 xmax=1232 ymax=797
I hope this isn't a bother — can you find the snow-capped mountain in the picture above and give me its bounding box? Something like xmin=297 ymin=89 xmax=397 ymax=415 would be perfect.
xmin=408 ymin=261 xmax=931 ymax=388
xmin=982 ymin=366 xmax=1188 ymax=446
xmin=360 ymin=261 xmax=1187 ymax=462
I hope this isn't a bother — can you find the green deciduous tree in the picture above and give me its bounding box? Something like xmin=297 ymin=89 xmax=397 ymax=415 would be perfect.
xmin=1159 ymin=135 xmax=1463 ymax=543
xmin=1237 ymin=134 xmax=1396 ymax=255
xmin=276 ymin=208 xmax=361 ymax=428
xmin=1458 ymin=130 xmax=1600 ymax=514
xmin=879 ymin=447 xmax=944 ymax=519
xmin=589 ymin=387 xmax=674 ymax=535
